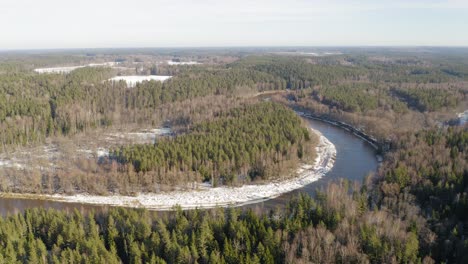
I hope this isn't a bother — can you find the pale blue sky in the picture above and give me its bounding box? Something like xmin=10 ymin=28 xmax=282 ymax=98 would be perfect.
xmin=1 ymin=0 xmax=467 ymax=49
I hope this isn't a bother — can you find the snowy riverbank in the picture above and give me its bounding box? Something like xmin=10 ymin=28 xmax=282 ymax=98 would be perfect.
xmin=458 ymin=110 xmax=468 ymax=125
xmin=7 ymin=129 xmax=336 ymax=210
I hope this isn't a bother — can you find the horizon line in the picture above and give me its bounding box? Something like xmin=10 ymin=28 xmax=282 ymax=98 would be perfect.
xmin=2 ymin=45 xmax=468 ymax=53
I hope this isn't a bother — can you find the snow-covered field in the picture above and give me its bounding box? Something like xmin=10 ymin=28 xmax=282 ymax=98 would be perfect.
xmin=167 ymin=60 xmax=200 ymax=65
xmin=272 ymin=51 xmax=343 ymax=57
xmin=34 ymin=62 xmax=119 ymax=74
xmin=301 ymin=52 xmax=343 ymax=56
xmin=32 ymin=129 xmax=336 ymax=210
xmin=108 ymin=75 xmax=172 ymax=88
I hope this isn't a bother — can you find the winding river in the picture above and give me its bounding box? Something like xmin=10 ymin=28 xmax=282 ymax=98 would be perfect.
xmin=0 ymin=118 xmax=378 ymax=216
xmin=244 ymin=118 xmax=379 ymax=211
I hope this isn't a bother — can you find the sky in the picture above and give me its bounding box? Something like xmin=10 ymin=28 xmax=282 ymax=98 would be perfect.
xmin=1 ymin=0 xmax=467 ymax=49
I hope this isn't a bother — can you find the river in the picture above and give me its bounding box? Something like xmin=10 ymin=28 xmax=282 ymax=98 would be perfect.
xmin=0 ymin=118 xmax=378 ymax=216
xmin=244 ymin=118 xmax=379 ymax=211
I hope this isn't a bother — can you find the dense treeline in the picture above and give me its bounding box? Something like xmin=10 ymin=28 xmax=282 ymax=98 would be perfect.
xmin=308 ymin=80 xmax=461 ymax=116
xmin=392 ymin=87 xmax=461 ymax=112
xmin=2 ymin=53 xmax=466 ymax=150
xmin=0 ymin=67 xmax=116 ymax=147
xmin=128 ymin=68 xmax=284 ymax=109
xmin=1 ymin=50 xmax=468 ymax=263
xmin=314 ymin=84 xmax=379 ymax=112
xmin=280 ymin=84 xmax=465 ymax=142
xmin=0 ymin=96 xmax=256 ymax=195
xmin=114 ymin=102 xmax=315 ymax=186
xmin=229 ymin=56 xmax=366 ymax=88
xmin=0 ymin=101 xmax=315 ymax=194
xmin=341 ymin=54 xmax=468 ymax=83
xmin=376 ymin=127 xmax=468 ymax=262
xmin=2 ymin=127 xmax=465 ymax=263
xmin=230 ymin=54 xmax=468 ymax=86
xmin=230 ymin=55 xmax=465 ymax=118
xmin=0 ymin=180 xmax=423 ymax=264
xmin=0 ymin=63 xmax=284 ymax=150
xmin=2 ymin=52 xmax=466 ymax=195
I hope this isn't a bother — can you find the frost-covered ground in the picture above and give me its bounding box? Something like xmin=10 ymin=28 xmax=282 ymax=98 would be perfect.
xmin=0 ymin=159 xmax=24 ymax=169
xmin=108 ymin=75 xmax=172 ymax=87
xmin=0 ymin=128 xmax=172 ymax=170
xmin=105 ymin=128 xmax=172 ymax=144
xmin=458 ymin=110 xmax=468 ymax=125
xmin=35 ymin=129 xmax=336 ymax=210
xmin=34 ymin=62 xmax=119 ymax=74
xmin=167 ymin=60 xmax=200 ymax=65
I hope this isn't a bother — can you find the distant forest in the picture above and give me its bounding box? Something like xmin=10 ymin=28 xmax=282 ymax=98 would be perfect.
xmin=0 ymin=54 xmax=466 ymax=149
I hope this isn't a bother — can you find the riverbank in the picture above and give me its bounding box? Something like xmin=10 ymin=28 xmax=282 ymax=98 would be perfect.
xmin=0 ymin=128 xmax=336 ymax=210
xmin=293 ymin=108 xmax=388 ymax=152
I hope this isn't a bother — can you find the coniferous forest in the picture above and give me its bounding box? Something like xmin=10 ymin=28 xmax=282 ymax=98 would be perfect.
xmin=113 ymin=102 xmax=314 ymax=186
xmin=0 ymin=48 xmax=467 ymax=263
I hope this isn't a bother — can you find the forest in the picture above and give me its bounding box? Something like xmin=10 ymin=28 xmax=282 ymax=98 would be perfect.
xmin=0 ymin=101 xmax=315 ymax=194
xmin=0 ymin=49 xmax=467 ymax=263
xmin=1 ymin=53 xmax=467 ymax=149
xmin=113 ymin=102 xmax=315 ymax=186
xmin=0 ymin=181 xmax=419 ymax=264
xmin=0 ymin=126 xmax=464 ymax=263
xmin=0 ymin=66 xmax=281 ymax=149
xmin=377 ymin=127 xmax=468 ymax=262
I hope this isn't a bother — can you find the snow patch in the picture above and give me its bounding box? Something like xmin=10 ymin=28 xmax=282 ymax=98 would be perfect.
xmin=0 ymin=159 xmax=24 ymax=169
xmin=458 ymin=110 xmax=468 ymax=125
xmin=105 ymin=127 xmax=172 ymax=145
xmin=167 ymin=60 xmax=200 ymax=65
xmin=74 ymin=128 xmax=172 ymax=158
xmin=272 ymin=51 xmax=343 ymax=57
xmin=108 ymin=75 xmax=172 ymax=88
xmin=35 ymin=62 xmax=119 ymax=74
xmin=96 ymin=148 xmax=109 ymax=158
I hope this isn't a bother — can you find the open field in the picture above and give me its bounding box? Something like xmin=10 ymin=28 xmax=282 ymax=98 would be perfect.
xmin=34 ymin=62 xmax=120 ymax=73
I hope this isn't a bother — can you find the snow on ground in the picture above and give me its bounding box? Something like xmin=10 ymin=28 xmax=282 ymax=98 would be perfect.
xmin=458 ymin=110 xmax=468 ymax=125
xmin=108 ymin=75 xmax=172 ymax=88
xmin=0 ymin=159 xmax=24 ymax=169
xmin=125 ymin=128 xmax=171 ymax=143
xmin=39 ymin=129 xmax=336 ymax=210
xmin=0 ymin=127 xmax=172 ymax=171
xmin=167 ymin=60 xmax=201 ymax=65
xmin=105 ymin=128 xmax=172 ymax=145
xmin=35 ymin=66 xmax=83 ymax=74
xmin=76 ymin=128 xmax=172 ymax=158
xmin=96 ymin=148 xmax=109 ymax=158
xmin=272 ymin=51 xmax=343 ymax=57
xmin=77 ymin=148 xmax=108 ymax=159
xmin=34 ymin=62 xmax=119 ymax=74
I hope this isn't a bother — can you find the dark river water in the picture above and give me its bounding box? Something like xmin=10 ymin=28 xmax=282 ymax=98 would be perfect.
xmin=244 ymin=118 xmax=379 ymax=212
xmin=0 ymin=118 xmax=378 ymax=216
